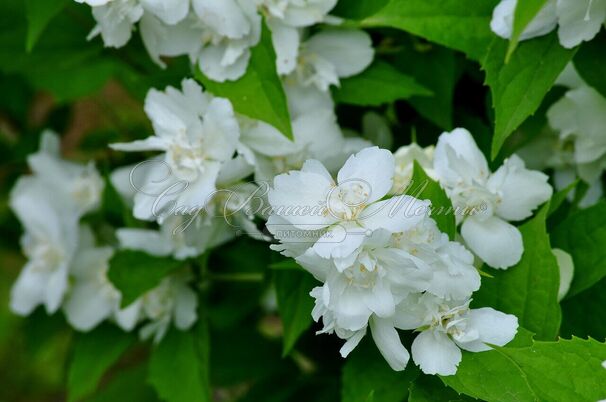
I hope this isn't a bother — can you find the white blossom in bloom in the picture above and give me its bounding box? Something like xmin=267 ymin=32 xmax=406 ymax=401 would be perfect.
xmin=397 ymin=294 xmax=518 ymax=375
xmin=433 ymin=128 xmax=552 ymax=269
xmin=85 ymin=0 xmax=144 ymax=48
xmin=123 ymin=273 xmax=198 ymax=343
xmin=261 ymin=0 xmax=339 ymax=75
xmin=547 ymin=85 xmax=606 ymax=184
xmin=110 ymin=79 xmax=242 ymax=222
xmin=286 ymin=29 xmax=374 ymax=91
xmin=9 ymin=132 xmax=104 ymax=316
xmin=267 ymin=146 xmax=483 ymax=372
xmin=27 ymin=131 xmax=104 ymax=217
xmin=390 ymin=143 xmax=436 ymax=195
xmin=9 ymin=178 xmax=79 ymax=315
xmin=268 ymin=147 xmax=430 ymax=262
xmin=491 ymin=0 xmax=606 ymax=48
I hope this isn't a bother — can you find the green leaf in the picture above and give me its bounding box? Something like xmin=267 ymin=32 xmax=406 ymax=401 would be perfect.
xmin=409 ymin=375 xmax=474 ymax=402
xmin=148 ymin=320 xmax=211 ymax=402
xmin=443 ymin=337 xmax=606 ymax=402
xmin=194 ymin=22 xmax=293 ymax=139
xmin=394 ymin=44 xmax=458 ymax=130
xmin=548 ymin=180 xmax=577 ymax=216
xmin=551 ymin=201 xmax=606 ymax=297
xmin=24 ymin=0 xmax=68 ymax=51
xmin=573 ymin=30 xmax=606 ymax=98
xmin=473 ymin=203 xmax=561 ymax=340
xmin=561 ymin=277 xmax=606 ymax=340
xmin=88 ymin=366 xmax=160 ymax=402
xmin=67 ymin=324 xmax=135 ymax=402
xmin=405 ymin=161 xmax=456 ymax=240
xmin=332 ymin=0 xmax=389 ymax=20
xmin=108 ymin=250 xmax=184 ymax=307
xmin=505 ymin=0 xmax=550 ymax=61
xmin=274 ymin=270 xmax=317 ymax=356
xmin=342 ymin=339 xmax=419 ymax=402
xmin=362 ymin=0 xmax=497 ymax=60
xmin=485 ymin=34 xmax=576 ymax=159
xmin=333 ymin=61 xmax=431 ymax=106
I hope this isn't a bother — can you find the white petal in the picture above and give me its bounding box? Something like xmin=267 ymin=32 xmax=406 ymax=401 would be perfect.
xmin=10 ymin=263 xmax=47 ymax=316
xmin=337 ymin=147 xmax=395 ymax=203
xmin=461 ymin=216 xmax=523 ymax=269
xmin=63 ymin=282 xmax=116 ymax=331
xmin=268 ymin=168 xmax=335 ymax=230
xmin=240 ymin=119 xmax=299 ymax=157
xmin=456 ymin=308 xmax=519 ymax=352
xmin=116 ymin=228 xmax=173 ymax=256
xmin=434 ymin=128 xmax=490 ymax=186
xmin=557 ymin=0 xmax=606 ymax=48
xmin=268 ymin=19 xmax=300 ymax=75
xmin=411 ymin=330 xmax=461 ymax=376
xmin=200 ymin=98 xmax=240 ymax=162
xmin=552 ymin=248 xmax=574 ymax=301
xmin=293 ymin=109 xmax=345 ymax=164
xmin=114 ymin=300 xmax=141 ymax=331
xmin=109 ymin=136 xmax=167 ymax=152
xmin=140 ymin=0 xmax=189 ymax=25
xmin=339 ymin=328 xmax=367 ymax=358
xmin=488 ymin=154 xmax=552 ymax=221
xmin=192 ymin=0 xmax=251 ymax=39
xmin=198 ymin=44 xmax=251 ymax=82
xmin=369 ymin=317 xmax=410 ymax=371
xmin=305 ymin=29 xmax=374 ymax=78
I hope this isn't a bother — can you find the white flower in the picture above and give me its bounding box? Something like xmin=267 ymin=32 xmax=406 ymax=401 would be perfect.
xmin=391 ymin=143 xmax=436 ymax=195
xmin=86 ymin=0 xmax=144 ymax=48
xmin=9 ymin=178 xmax=79 ymax=315
xmin=288 ymin=29 xmax=374 ymax=91
xmin=62 ymin=236 xmax=136 ymax=332
xmin=397 ymin=294 xmax=518 ymax=375
xmin=9 ymin=131 xmax=104 ymax=315
xmin=193 ymin=0 xmax=262 ymax=82
xmin=268 ymin=147 xmax=430 ymax=262
xmin=110 ymin=79 xmax=241 ymax=222
xmin=490 ymin=0 xmax=606 ymax=49
xmin=262 ymin=0 xmax=339 ymax=75
xmin=28 ymin=131 xmax=104 ymax=217
xmin=433 ymin=128 xmax=552 ymax=269
xmin=125 ymin=273 xmax=198 ymax=343
xmin=140 ymin=0 xmax=190 ymax=25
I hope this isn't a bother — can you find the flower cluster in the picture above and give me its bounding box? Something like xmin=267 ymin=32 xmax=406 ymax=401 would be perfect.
xmin=518 ymin=64 xmax=606 ymax=208
xmin=9 ymin=131 xmax=197 ymax=342
xmin=491 ymin=0 xmax=606 ymax=48
xmin=266 ymin=146 xmax=519 ymax=375
xmin=75 ymin=0 xmax=374 ymax=86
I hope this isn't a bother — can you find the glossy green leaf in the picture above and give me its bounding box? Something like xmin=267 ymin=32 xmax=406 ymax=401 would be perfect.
xmin=485 ymin=33 xmax=576 ymax=158
xmin=148 ymin=320 xmax=211 ymax=402
xmin=274 ymin=270 xmax=317 ymax=356
xmin=362 ymin=0 xmax=497 ymax=60
xmin=108 ymin=251 xmax=184 ymax=307
xmin=409 ymin=375 xmax=474 ymax=402
xmin=67 ymin=324 xmax=135 ymax=402
xmin=25 ymin=0 xmax=69 ymax=51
